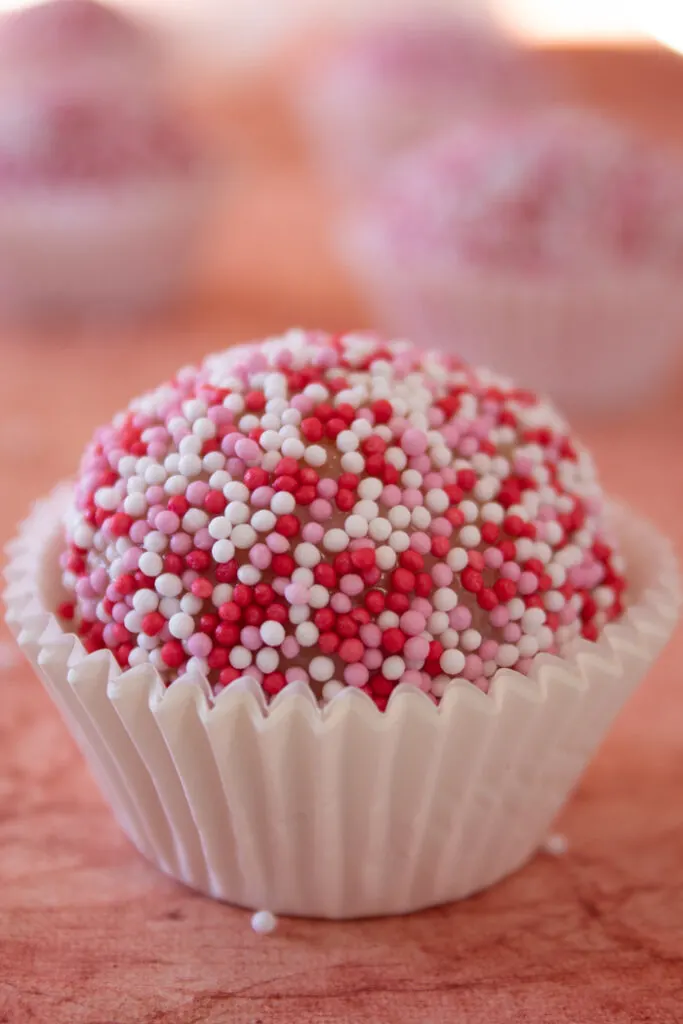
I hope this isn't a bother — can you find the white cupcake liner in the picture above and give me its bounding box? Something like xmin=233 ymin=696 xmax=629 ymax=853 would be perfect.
xmin=0 ymin=173 xmax=208 ymax=319
xmin=345 ymin=226 xmax=683 ymax=413
xmin=4 ymin=485 xmax=680 ymax=918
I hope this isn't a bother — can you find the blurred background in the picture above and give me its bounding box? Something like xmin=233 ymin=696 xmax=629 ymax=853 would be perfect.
xmin=0 ymin=0 xmax=681 ymax=533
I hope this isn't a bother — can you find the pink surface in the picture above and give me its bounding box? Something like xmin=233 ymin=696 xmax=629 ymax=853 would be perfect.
xmin=0 ymin=43 xmax=682 ymax=1023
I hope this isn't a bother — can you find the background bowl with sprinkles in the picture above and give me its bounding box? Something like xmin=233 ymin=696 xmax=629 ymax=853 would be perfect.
xmin=5 ymin=329 xmax=679 ymax=918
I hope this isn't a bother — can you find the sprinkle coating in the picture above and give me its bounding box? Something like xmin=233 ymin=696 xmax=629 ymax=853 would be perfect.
xmin=59 ymin=330 xmax=626 ymax=709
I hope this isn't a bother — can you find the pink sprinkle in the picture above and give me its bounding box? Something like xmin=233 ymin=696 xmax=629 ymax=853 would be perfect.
xmin=449 ymin=606 xmax=472 ymax=630
xmin=484 ymin=547 xmax=504 ymax=569
xmin=340 ymin=574 xmax=364 ymax=597
xmin=241 ymin=626 xmax=263 ymax=651
xmin=360 ymin=623 xmax=382 ymax=648
xmin=480 ymin=639 xmax=499 ymax=661
xmin=187 ymin=633 xmax=212 ymax=658
xmin=410 ymin=531 xmax=431 ymax=554
xmin=431 ymin=517 xmax=452 ymax=537
xmin=302 ymin=521 xmax=324 ymax=543
xmin=129 ymin=521 xmax=149 ymax=544
xmin=381 ymin=485 xmax=402 ymax=507
xmin=331 ymin=593 xmax=351 ymax=613
xmin=281 ymin=636 xmax=300 ymax=659
xmin=503 ymin=624 xmax=522 ymax=643
xmin=186 ymin=481 xmax=209 ymax=506
xmin=310 ymin=499 xmax=333 ymax=522
xmin=266 ymin=533 xmax=289 ymax=553
xmin=250 ymin=544 xmax=271 ymax=570
xmin=463 ymin=655 xmax=484 ymax=681
xmin=286 ymin=667 xmax=308 ymax=684
xmin=410 ymin=455 xmax=431 ymax=474
xmin=518 ymin=572 xmax=538 ymax=595
xmin=112 ymin=602 xmax=128 ymax=623
xmin=317 ymin=478 xmax=338 ymax=499
xmin=344 ymin=663 xmax=369 ymax=687
xmin=170 ymin=532 xmax=193 ymax=555
xmin=404 ymin=636 xmax=429 ymax=663
xmin=489 ymin=605 xmax=510 ymax=628
xmin=121 ymin=548 xmax=140 ymax=571
xmin=145 ymin=486 xmax=164 ymax=506
xmin=501 ymin=561 xmax=521 ymax=581
xmin=423 ymin=472 xmax=444 ymax=489
xmin=431 ymin=563 xmax=453 ymax=587
xmin=401 ymin=669 xmax=423 ymax=687
xmin=75 ymin=578 xmax=95 ymax=599
xmin=156 ymin=511 xmax=180 ymax=534
xmin=400 ymin=610 xmax=426 ymax=635
xmin=402 ymin=487 xmax=423 ymax=510
xmin=193 ymin=528 xmax=213 ymax=550
xmin=235 ymin=438 xmax=260 ymax=463
xmin=251 ymin=486 xmax=274 ymax=508
xmin=411 ymin=597 xmax=433 ymax=617
xmin=401 ymin=428 xmax=428 ymax=456
xmin=363 ymin=649 xmax=383 ymax=670
xmin=285 ymin=583 xmax=310 ymax=605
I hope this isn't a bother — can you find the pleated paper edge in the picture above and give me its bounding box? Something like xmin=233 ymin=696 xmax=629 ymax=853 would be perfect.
xmin=4 ymin=483 xmax=681 ymax=740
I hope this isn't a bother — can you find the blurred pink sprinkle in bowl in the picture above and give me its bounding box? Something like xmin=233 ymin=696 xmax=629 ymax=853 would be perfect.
xmin=345 ymin=108 xmax=683 ymax=413
xmin=298 ymin=17 xmax=550 ymax=188
xmin=0 ymin=86 xmax=209 ymax=320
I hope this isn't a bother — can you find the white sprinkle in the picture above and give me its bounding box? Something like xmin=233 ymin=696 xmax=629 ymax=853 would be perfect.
xmin=138 ymin=552 xmax=162 ymax=577
xmin=155 ymin=573 xmax=183 ymax=598
xmin=323 ymin=529 xmax=349 ymax=552
xmin=256 ymin=648 xmax=279 ymax=673
xmin=322 ymin=680 xmax=345 ymax=702
xmin=169 ymin=613 xmax=194 ymax=640
xmin=212 ymin=540 xmax=236 ymax=563
xmin=261 ymin=621 xmax=285 ymax=647
xmin=271 ymin=492 xmax=296 ymax=515
xmin=345 ymin=514 xmax=368 ymax=538
xmin=425 ymin=488 xmax=449 ymax=514
xmin=433 ymin=587 xmax=458 ymax=612
xmin=460 ymin=525 xmax=481 ymax=549
xmin=132 ymin=589 xmax=159 ymax=615
xmin=375 ymin=546 xmax=397 ymax=571
xmin=224 ymin=482 xmax=249 ymax=502
xmin=460 ymin=629 xmax=482 ymax=651
xmin=304 ymin=445 xmax=327 ymax=467
xmin=294 ymin=543 xmax=321 ymax=568
xmin=296 ymin=622 xmax=319 ymax=647
xmin=388 ymin=505 xmax=411 ymax=529
xmin=309 ymin=656 xmax=335 ymax=682
xmin=446 ymin=547 xmax=468 ymax=571
xmin=231 ymin=525 xmax=257 ymax=549
xmin=382 ymin=656 xmax=405 ymax=680
xmin=496 ymin=644 xmax=520 ymax=668
xmin=543 ymin=833 xmax=569 ymax=856
xmin=522 ymin=608 xmax=546 ymax=634
xmin=358 ymin=478 xmax=383 ymax=500
xmin=230 ymin=647 xmax=252 ymax=669
xmin=226 ymin=501 xmax=250 ymax=525
xmin=308 ymin=585 xmax=329 ymax=608
xmin=368 ymin=517 xmax=392 ymax=542
xmin=251 ymin=509 xmax=276 ymax=533
xmin=336 ymin=430 xmax=359 ymax=452
xmin=440 ymin=649 xmax=465 ymax=675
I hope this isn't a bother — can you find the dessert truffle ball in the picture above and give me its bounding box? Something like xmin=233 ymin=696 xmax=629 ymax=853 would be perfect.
xmin=300 ymin=17 xmax=545 ymax=186
xmin=0 ymin=82 xmax=206 ymax=317
xmin=59 ymin=331 xmax=626 ymax=709
xmin=0 ymin=86 xmax=198 ymax=188
xmin=362 ymin=109 xmax=683 ymax=275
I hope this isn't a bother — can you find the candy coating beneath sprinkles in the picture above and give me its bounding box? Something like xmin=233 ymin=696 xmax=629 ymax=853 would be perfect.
xmin=59 ymin=330 xmax=627 ymax=709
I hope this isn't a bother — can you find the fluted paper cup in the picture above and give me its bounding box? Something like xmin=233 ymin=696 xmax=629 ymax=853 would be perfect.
xmin=4 ymin=485 xmax=680 ymax=918
xmin=0 ymin=175 xmax=207 ymax=319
